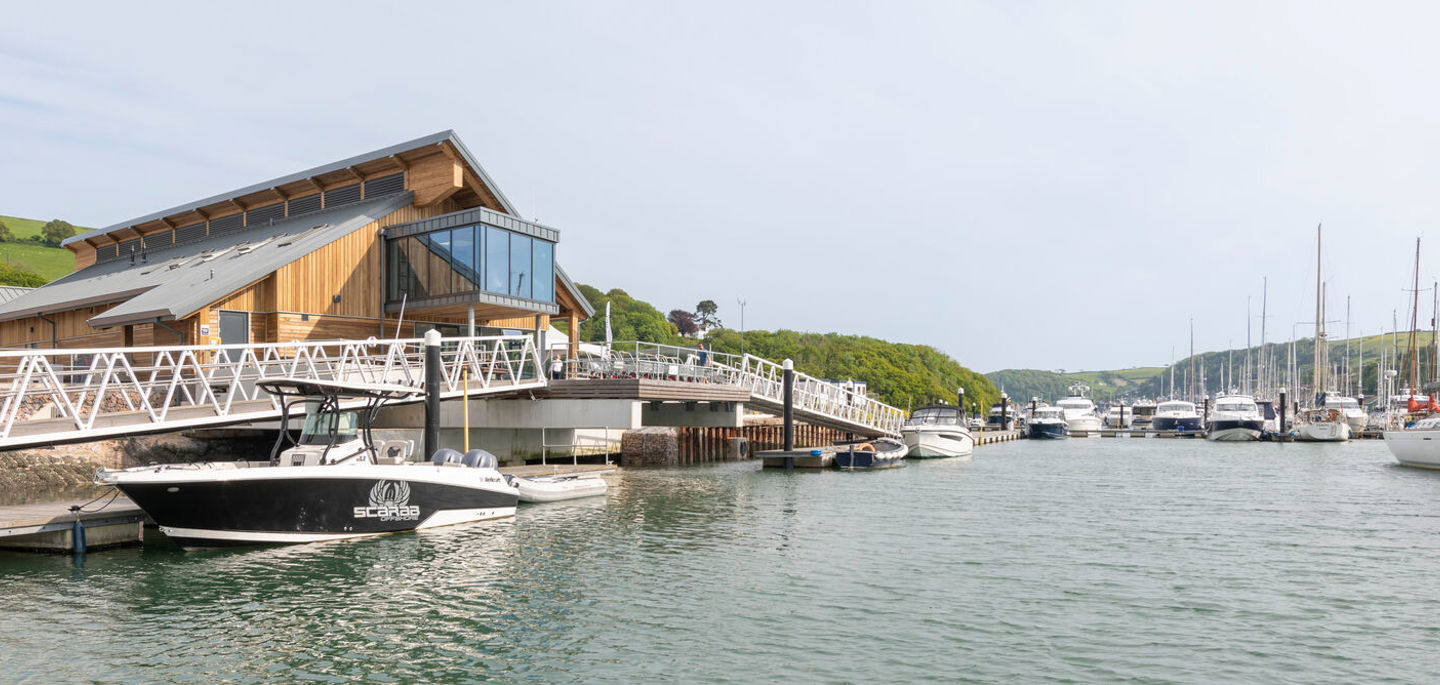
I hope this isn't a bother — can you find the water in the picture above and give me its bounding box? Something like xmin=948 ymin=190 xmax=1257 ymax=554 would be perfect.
xmin=4 ymin=439 xmax=1440 ymax=682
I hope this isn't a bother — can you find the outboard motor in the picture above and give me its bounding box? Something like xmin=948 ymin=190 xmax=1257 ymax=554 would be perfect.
xmin=431 ymin=448 xmax=464 ymax=466
xmin=462 ymin=449 xmax=498 ymax=469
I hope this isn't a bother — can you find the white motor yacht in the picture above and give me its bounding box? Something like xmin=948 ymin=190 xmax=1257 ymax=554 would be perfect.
xmin=900 ymin=404 xmax=975 ymax=458
xmin=1026 ymin=406 xmax=1070 ymax=439
xmin=1056 ymin=384 xmax=1102 ymax=437
xmin=1103 ymin=404 xmax=1133 ymax=429
xmin=1206 ymin=395 xmax=1266 ymax=441
xmin=1131 ymin=400 xmax=1157 ymax=430
xmin=1150 ymin=399 xmax=1203 ymax=433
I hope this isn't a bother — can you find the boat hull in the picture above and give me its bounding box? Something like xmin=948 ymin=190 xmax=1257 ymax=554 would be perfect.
xmin=1384 ymin=430 xmax=1440 ymax=468
xmin=834 ymin=441 xmax=909 ymax=470
xmin=511 ymin=476 xmax=608 ymax=503
xmin=1151 ymin=416 xmax=1204 ymax=432
xmin=106 ymin=464 xmax=518 ymax=547
xmin=1027 ymin=422 xmax=1069 ymax=439
xmin=1206 ymin=420 xmax=1264 ymax=441
xmin=1065 ymin=416 xmax=1103 ymax=437
xmin=1294 ymin=421 xmax=1351 ymax=442
xmin=901 ymin=428 xmax=974 ymax=458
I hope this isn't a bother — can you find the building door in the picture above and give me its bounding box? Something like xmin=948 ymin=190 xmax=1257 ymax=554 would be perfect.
xmin=219 ymin=311 xmax=249 ymax=361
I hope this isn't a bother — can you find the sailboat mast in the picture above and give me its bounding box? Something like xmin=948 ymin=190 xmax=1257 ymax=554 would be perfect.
xmin=1345 ymin=295 xmax=1351 ymax=397
xmin=1261 ymin=277 xmax=1268 ymax=396
xmin=1189 ymin=318 xmax=1195 ymax=404
xmin=1313 ymin=224 xmax=1324 ymax=402
xmin=1409 ymin=238 xmax=1421 ymax=395
xmin=1246 ymin=297 xmax=1252 ymax=395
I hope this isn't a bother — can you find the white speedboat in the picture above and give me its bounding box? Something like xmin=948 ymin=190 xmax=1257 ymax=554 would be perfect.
xmin=1322 ymin=395 xmax=1368 ymax=434
xmin=1027 ymin=406 xmax=1070 ymax=439
xmin=900 ymin=404 xmax=975 ymax=458
xmin=1384 ymin=415 xmax=1440 ymax=468
xmin=1057 ymin=384 xmax=1102 ymax=436
xmin=1151 ymin=399 xmax=1203 ymax=433
xmin=1206 ymin=395 xmax=1265 ymax=441
xmin=96 ymin=379 xmax=519 ymax=548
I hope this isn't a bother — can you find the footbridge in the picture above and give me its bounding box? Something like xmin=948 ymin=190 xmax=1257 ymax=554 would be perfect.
xmin=0 ymin=337 xmax=903 ymax=451
xmin=0 ymin=335 xmax=546 ymax=450
xmin=552 ymin=342 xmax=904 ymax=437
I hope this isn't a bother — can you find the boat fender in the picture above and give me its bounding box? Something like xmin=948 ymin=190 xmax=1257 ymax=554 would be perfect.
xmin=856 ymin=443 xmax=875 ymax=452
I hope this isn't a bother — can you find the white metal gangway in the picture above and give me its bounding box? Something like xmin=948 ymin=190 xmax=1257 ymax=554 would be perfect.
xmin=0 ymin=335 xmax=544 ymax=449
xmin=559 ymin=341 xmax=905 ymax=437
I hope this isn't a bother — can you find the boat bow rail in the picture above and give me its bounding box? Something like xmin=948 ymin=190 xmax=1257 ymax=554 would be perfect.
xmin=562 ymin=342 xmax=904 ymax=437
xmin=0 ymin=335 xmax=544 ymax=448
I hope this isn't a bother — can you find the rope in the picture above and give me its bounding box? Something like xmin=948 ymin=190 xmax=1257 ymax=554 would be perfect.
xmin=71 ymin=488 xmax=121 ymax=514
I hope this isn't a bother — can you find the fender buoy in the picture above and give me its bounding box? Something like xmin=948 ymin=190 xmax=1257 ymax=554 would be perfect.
xmin=856 ymin=442 xmax=875 ymax=452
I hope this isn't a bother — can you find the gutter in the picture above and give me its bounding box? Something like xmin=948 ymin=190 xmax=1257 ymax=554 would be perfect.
xmin=36 ymin=312 xmax=57 ymax=349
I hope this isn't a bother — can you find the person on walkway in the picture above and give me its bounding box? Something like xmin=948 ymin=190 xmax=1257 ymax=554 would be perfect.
xmin=697 ymin=343 xmax=709 ymax=367
xmin=550 ymin=353 xmax=565 ymax=380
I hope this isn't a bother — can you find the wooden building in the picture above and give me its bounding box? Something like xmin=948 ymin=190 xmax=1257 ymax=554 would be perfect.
xmin=0 ymin=131 xmax=593 ymax=354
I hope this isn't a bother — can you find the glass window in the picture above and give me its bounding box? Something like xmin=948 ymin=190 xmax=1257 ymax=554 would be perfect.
xmin=429 ymin=230 xmax=452 ymax=296
xmin=485 ymin=226 xmax=508 ymax=294
xmin=532 ymin=240 xmax=554 ymax=303
xmin=453 ymin=226 xmax=478 ymax=291
xmin=510 ymin=234 xmax=531 ymax=298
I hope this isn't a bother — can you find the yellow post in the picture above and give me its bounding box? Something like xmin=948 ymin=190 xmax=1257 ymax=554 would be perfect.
xmin=462 ymin=366 xmax=470 ymax=452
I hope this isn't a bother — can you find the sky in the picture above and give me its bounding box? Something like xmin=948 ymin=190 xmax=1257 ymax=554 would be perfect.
xmin=4 ymin=1 xmax=1440 ymax=373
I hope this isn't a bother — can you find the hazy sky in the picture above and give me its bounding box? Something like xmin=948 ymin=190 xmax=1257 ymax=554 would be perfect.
xmin=4 ymin=1 xmax=1440 ymax=372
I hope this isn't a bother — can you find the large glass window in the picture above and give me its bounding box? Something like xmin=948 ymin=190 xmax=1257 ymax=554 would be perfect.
xmin=428 ymin=231 xmax=453 ymax=296
xmin=486 ymin=227 xmax=508 ymax=294
xmin=453 ymin=227 xmax=478 ymax=290
xmin=510 ymin=234 xmax=532 ymax=298
xmin=532 ymin=240 xmax=554 ymax=303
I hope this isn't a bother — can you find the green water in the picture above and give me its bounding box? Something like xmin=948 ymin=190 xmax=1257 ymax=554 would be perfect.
xmin=3 ymin=438 xmax=1440 ymax=683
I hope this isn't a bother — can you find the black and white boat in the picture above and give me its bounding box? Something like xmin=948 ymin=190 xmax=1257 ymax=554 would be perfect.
xmin=1026 ymin=406 xmax=1070 ymax=439
xmin=1151 ymin=400 xmax=1203 ymax=433
xmin=833 ymin=438 xmax=909 ymax=470
xmin=1206 ymin=395 xmax=1266 ymax=441
xmin=900 ymin=404 xmax=975 ymax=458
xmin=96 ymin=379 xmax=519 ymax=549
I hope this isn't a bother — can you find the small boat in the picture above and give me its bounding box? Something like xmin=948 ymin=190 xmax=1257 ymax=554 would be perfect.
xmin=1321 ymin=394 xmax=1368 ymax=433
xmin=1026 ymin=406 xmax=1070 ymax=439
xmin=834 ymin=438 xmax=909 ymax=470
xmin=1151 ymin=399 xmax=1203 ymax=433
xmin=1056 ymin=384 xmax=1102 ymax=437
xmin=901 ymin=404 xmax=975 ymax=458
xmin=1131 ymin=400 xmax=1156 ymax=430
xmin=984 ymin=403 xmax=1016 ymax=431
xmin=506 ymin=472 xmax=609 ymax=503
xmin=1206 ymin=395 xmax=1265 ymax=441
xmin=1294 ymin=407 xmax=1351 ymax=442
xmin=96 ymin=379 xmax=519 ymax=548
xmin=1103 ymin=403 xmax=1133 ymax=429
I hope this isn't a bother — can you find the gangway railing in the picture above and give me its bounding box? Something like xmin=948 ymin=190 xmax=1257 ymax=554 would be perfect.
xmin=549 ymin=341 xmax=903 ymax=436
xmin=0 ymin=335 xmax=544 ymax=448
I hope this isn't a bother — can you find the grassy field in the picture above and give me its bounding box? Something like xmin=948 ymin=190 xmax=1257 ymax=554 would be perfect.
xmin=0 ymin=215 xmax=84 ymax=282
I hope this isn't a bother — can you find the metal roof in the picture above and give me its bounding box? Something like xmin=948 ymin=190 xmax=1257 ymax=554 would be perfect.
xmin=0 ymin=286 xmax=35 ymax=305
xmin=63 ymin=130 xmax=520 ymax=248
xmin=0 ymin=194 xmax=414 ymax=327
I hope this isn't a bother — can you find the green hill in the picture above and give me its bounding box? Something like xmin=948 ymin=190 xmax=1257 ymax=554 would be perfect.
xmin=0 ymin=215 xmax=84 ymax=283
xmin=987 ymin=367 xmax=1165 ymax=404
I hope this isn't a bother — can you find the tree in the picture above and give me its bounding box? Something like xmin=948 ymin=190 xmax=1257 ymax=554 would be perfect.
xmin=0 ymin=219 xmax=12 ymax=243
xmin=695 ymin=299 xmax=720 ymax=329
xmin=667 ymin=309 xmax=699 ymax=337
xmin=40 ymin=219 xmax=76 ymax=248
xmin=0 ymin=264 xmax=47 ymax=287
xmin=575 ymin=284 xmax=683 ymax=345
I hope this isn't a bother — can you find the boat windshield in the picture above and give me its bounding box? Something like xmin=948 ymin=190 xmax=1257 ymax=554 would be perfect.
xmin=1216 ymin=402 xmax=1254 ymax=413
xmin=909 ymin=407 xmax=960 ymax=425
xmin=1157 ymin=402 xmax=1196 ymax=413
xmin=1325 ymin=397 xmax=1360 ymax=408
xmin=299 ymin=406 xmax=361 ymax=445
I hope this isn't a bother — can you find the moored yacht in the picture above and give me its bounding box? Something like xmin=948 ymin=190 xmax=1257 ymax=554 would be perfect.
xmin=96 ymin=379 xmax=520 ymax=549
xmin=900 ymin=404 xmax=975 ymax=458
xmin=1131 ymin=400 xmax=1157 ymax=430
xmin=1294 ymin=407 xmax=1351 ymax=442
xmin=984 ymin=403 xmax=1016 ymax=431
xmin=1103 ymin=404 xmax=1133 ymax=429
xmin=1027 ymin=406 xmax=1070 ymax=439
xmin=1206 ymin=395 xmax=1266 ymax=441
xmin=1150 ymin=400 xmax=1203 ymax=433
xmin=1056 ymin=384 xmax=1102 ymax=437
xmin=1384 ymin=414 xmax=1440 ymax=468
xmin=1322 ymin=394 xmax=1368 ymax=434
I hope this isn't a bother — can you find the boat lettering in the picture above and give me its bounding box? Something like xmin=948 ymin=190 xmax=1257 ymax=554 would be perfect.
xmin=355 ymin=480 xmax=420 ymax=521
xmin=353 ymin=505 xmax=421 ymax=520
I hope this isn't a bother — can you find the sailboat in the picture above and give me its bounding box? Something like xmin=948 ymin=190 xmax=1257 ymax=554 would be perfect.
xmin=1296 ymin=224 xmax=1351 ymax=442
xmin=1384 ymin=237 xmax=1440 ymax=467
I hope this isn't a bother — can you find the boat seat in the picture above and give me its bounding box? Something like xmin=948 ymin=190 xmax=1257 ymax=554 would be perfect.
xmin=374 ymin=440 xmax=413 ymax=465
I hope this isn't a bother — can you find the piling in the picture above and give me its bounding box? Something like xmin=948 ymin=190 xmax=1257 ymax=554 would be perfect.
xmin=1279 ymin=388 xmax=1288 ymax=435
xmin=782 ymin=359 xmax=794 ymax=452
xmin=424 ymin=329 xmax=441 ymax=460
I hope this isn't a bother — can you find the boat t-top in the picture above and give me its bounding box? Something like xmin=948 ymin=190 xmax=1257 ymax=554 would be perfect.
xmin=1206 ymin=395 xmax=1265 ymax=441
xmin=1056 ymin=384 xmax=1102 ymax=437
xmin=900 ymin=404 xmax=975 ymax=458
xmin=97 ymin=378 xmax=520 ymax=549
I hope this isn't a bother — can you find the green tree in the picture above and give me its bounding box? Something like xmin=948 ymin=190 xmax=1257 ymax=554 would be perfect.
xmin=0 ymin=264 xmax=47 ymax=287
xmin=0 ymin=219 xmax=12 ymax=243
xmin=695 ymin=299 xmax=720 ymax=329
xmin=40 ymin=219 xmax=76 ymax=248
xmin=575 ymin=284 xmax=683 ymax=345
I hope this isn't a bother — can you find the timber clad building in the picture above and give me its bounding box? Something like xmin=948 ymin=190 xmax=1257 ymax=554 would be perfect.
xmin=0 ymin=131 xmax=592 ymax=353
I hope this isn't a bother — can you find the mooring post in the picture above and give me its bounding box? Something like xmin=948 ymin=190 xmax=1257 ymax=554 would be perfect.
xmin=1000 ymin=392 xmax=1009 ymax=430
xmin=782 ymin=359 xmax=794 ymax=451
xmin=424 ymin=329 xmax=442 ymax=460
xmin=957 ymin=387 xmax=965 ymax=415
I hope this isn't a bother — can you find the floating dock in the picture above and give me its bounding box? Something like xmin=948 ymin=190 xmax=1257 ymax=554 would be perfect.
xmin=0 ymin=497 xmax=148 ymax=553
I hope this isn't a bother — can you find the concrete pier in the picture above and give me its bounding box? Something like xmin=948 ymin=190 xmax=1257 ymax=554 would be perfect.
xmin=0 ymin=497 xmax=146 ymax=553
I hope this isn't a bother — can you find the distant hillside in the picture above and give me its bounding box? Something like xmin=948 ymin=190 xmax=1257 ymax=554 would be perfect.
xmin=986 ymin=367 xmax=1164 ymax=404
xmin=574 ymin=283 xmax=999 ymax=412
xmin=0 ymin=215 xmax=84 ymax=283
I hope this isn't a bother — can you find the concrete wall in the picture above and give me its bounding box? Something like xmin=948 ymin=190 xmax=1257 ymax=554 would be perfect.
xmin=641 ymin=401 xmax=743 ymax=428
